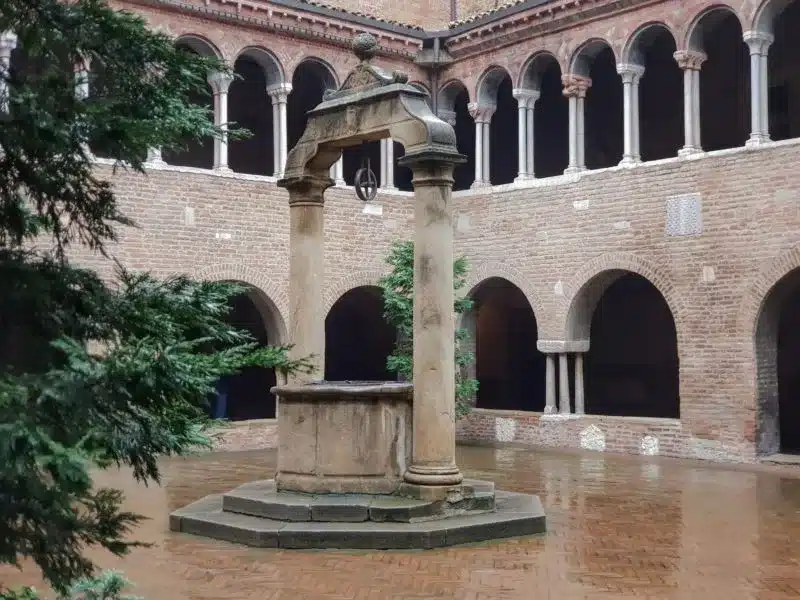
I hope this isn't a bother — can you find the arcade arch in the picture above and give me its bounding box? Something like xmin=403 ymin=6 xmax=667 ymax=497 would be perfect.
xmin=474 ymin=67 xmax=517 ymax=185
xmin=437 ymin=80 xmax=475 ymax=191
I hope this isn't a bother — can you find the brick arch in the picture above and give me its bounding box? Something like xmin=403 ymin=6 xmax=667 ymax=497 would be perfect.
xmin=464 ymin=262 xmax=546 ymax=328
xmin=621 ymin=21 xmax=680 ymax=65
xmin=323 ymin=269 xmax=387 ymax=316
xmin=568 ymin=37 xmax=618 ymax=76
xmin=190 ymin=263 xmax=288 ymax=343
xmin=683 ymin=4 xmax=745 ymax=52
xmin=561 ymin=252 xmax=684 ymax=341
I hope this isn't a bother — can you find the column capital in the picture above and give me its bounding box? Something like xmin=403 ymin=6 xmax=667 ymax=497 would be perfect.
xmin=743 ymin=30 xmax=774 ymax=55
xmin=278 ymin=174 xmax=334 ymax=206
xmin=207 ymin=71 xmax=234 ymax=94
xmin=616 ymin=63 xmax=645 ymax=84
xmin=511 ymin=87 xmax=540 ymax=108
xmin=467 ymin=102 xmax=496 ymax=123
xmin=267 ymin=82 xmax=293 ymax=103
xmin=0 ymin=31 xmax=17 ymax=54
xmin=561 ymin=74 xmax=592 ymax=98
xmin=673 ymin=50 xmax=707 ymax=71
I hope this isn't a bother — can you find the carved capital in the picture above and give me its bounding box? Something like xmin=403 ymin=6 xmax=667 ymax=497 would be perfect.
xmin=673 ymin=50 xmax=707 ymax=71
xmin=512 ymin=87 xmax=541 ymax=108
xmin=207 ymin=71 xmax=234 ymax=95
xmin=467 ymin=102 xmax=496 ymax=123
xmin=267 ymin=82 xmax=293 ymax=104
xmin=616 ymin=63 xmax=645 ymax=85
xmin=743 ymin=30 xmax=774 ymax=56
xmin=278 ymin=174 xmax=333 ymax=206
xmin=561 ymin=74 xmax=592 ymax=98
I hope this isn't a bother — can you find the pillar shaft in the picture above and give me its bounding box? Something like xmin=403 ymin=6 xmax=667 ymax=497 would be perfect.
xmin=545 ymin=354 xmax=556 ymax=414
xmin=380 ymin=138 xmax=396 ymax=189
xmin=562 ymin=74 xmax=591 ymax=174
xmin=617 ymin=64 xmax=644 ymax=165
xmin=512 ymin=88 xmax=540 ymax=181
xmin=467 ymin=103 xmax=495 ymax=187
xmin=208 ymin=71 xmax=234 ymax=172
xmin=268 ymin=83 xmax=293 ymax=177
xmin=574 ymin=353 xmax=585 ymax=415
xmin=401 ymin=151 xmax=465 ymax=487
xmin=558 ymin=353 xmax=571 ymax=415
xmin=743 ymin=31 xmax=774 ymax=146
xmin=674 ymin=51 xmax=707 ymax=156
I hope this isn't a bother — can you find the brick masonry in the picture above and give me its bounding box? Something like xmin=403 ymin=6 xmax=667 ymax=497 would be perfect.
xmin=72 ymin=0 xmax=800 ymax=463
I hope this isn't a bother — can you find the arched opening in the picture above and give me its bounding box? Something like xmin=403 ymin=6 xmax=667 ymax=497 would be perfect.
xmin=521 ymin=54 xmax=569 ymax=177
xmin=471 ymin=278 xmax=544 ymax=411
xmin=761 ymin=0 xmax=800 ymax=140
xmin=324 ymin=286 xmax=396 ymax=381
xmin=162 ymin=38 xmax=215 ymax=169
xmin=755 ymin=268 xmax=800 ymax=455
xmin=229 ymin=49 xmax=281 ymax=176
xmin=628 ymin=25 xmax=683 ymax=161
xmin=438 ymin=81 xmax=475 ymax=191
xmin=691 ymin=9 xmax=749 ymax=151
xmin=212 ymin=286 xmax=279 ymax=421
xmin=573 ymin=271 xmax=679 ymax=418
xmin=477 ymin=68 xmax=517 ymax=185
xmin=574 ymin=41 xmax=623 ymax=169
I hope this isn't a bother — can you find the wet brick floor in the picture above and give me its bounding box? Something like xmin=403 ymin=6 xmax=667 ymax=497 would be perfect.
xmin=3 ymin=445 xmax=800 ymax=599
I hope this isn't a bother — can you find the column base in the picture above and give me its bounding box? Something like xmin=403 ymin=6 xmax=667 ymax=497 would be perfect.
xmin=618 ymin=156 xmax=641 ymax=167
xmin=403 ymin=464 xmax=463 ymax=487
xmin=335 ymin=178 xmax=347 ymax=187
xmin=543 ymin=404 xmax=556 ymax=415
xmin=563 ymin=165 xmax=586 ymax=175
xmin=746 ymin=134 xmax=771 ymax=148
xmin=214 ymin=166 xmax=233 ymax=174
xmin=514 ymin=174 xmax=533 ymax=184
xmin=470 ymin=180 xmax=491 ymax=189
xmin=678 ymin=146 xmax=702 ymax=157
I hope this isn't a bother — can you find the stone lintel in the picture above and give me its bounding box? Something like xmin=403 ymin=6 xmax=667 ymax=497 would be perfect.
xmin=536 ymin=339 xmax=590 ymax=353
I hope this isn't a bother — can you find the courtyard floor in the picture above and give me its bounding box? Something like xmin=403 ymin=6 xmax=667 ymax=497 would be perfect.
xmin=3 ymin=445 xmax=800 ymax=599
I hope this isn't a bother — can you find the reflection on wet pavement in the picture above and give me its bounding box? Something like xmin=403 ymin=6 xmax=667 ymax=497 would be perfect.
xmin=3 ymin=445 xmax=800 ymax=599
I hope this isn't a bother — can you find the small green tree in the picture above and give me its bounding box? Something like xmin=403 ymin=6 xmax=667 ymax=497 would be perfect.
xmin=378 ymin=240 xmax=478 ymax=418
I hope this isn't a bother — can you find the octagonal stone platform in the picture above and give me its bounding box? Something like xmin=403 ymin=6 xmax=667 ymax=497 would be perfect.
xmin=169 ymin=478 xmax=546 ymax=549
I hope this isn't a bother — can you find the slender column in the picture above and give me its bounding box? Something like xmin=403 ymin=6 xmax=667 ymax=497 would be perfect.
xmin=674 ymin=50 xmax=707 ymax=156
xmin=380 ymin=138 xmax=396 ymax=189
xmin=329 ymin=157 xmax=345 ymax=186
xmin=512 ymin=88 xmax=540 ymax=181
xmin=146 ymin=147 xmax=166 ymax=166
xmin=0 ymin=32 xmax=18 ymax=114
xmin=526 ymin=96 xmax=535 ymax=176
xmin=562 ymin=74 xmax=591 ymax=174
xmin=74 ymin=56 xmax=90 ymax=101
xmin=400 ymin=150 xmax=466 ymax=488
xmin=545 ymin=354 xmax=556 ymax=414
xmin=207 ymin=71 xmax=234 ymax=172
xmin=467 ymin=103 xmax=495 ymax=188
xmin=280 ymin=176 xmax=332 ymax=382
xmin=617 ymin=63 xmax=645 ymax=166
xmin=743 ymin=31 xmax=774 ymax=147
xmin=558 ymin=353 xmax=571 ymax=415
xmin=574 ymin=353 xmax=585 ymax=415
xmin=267 ymin=83 xmax=292 ymax=177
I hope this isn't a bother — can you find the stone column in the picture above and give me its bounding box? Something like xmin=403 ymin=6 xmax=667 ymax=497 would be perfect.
xmin=267 ymin=83 xmax=292 ymax=177
xmin=467 ymin=103 xmax=495 ymax=188
xmin=574 ymin=352 xmax=585 ymax=415
xmin=329 ymin=158 xmax=345 ymax=186
xmin=617 ymin=63 xmax=645 ymax=166
xmin=146 ymin=147 xmax=166 ymax=166
xmin=512 ymin=88 xmax=540 ymax=181
xmin=208 ymin=71 xmax=234 ymax=172
xmin=558 ymin=353 xmax=571 ymax=415
xmin=380 ymin=138 xmax=396 ymax=189
xmin=743 ymin=31 xmax=774 ymax=147
xmin=400 ymin=149 xmax=465 ymax=489
xmin=674 ymin=51 xmax=706 ymax=156
xmin=545 ymin=353 xmax=557 ymax=414
xmin=562 ymin=74 xmax=591 ymax=174
xmin=282 ymin=175 xmax=333 ymax=382
xmin=0 ymin=32 xmax=17 ymax=114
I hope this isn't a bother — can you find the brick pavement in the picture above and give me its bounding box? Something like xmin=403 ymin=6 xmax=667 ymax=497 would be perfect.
xmin=3 ymin=446 xmax=800 ymax=599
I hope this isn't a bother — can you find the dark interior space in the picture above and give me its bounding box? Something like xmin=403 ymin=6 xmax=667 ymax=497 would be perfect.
xmin=638 ymin=27 xmax=683 ymax=161
xmin=488 ymin=75 xmax=518 ymax=185
xmin=777 ymin=275 xmax=800 ymax=453
xmin=324 ymin=286 xmax=397 ymax=381
xmin=162 ymin=43 xmax=214 ymax=169
xmin=767 ymin=0 xmax=800 ymax=141
xmin=585 ymin=46 xmax=624 ymax=169
xmin=395 ymin=141 xmax=413 ymax=191
xmin=343 ymin=140 xmax=381 ymax=186
xmin=585 ymin=273 xmax=679 ymax=418
xmin=288 ymin=59 xmax=335 ymax=150
xmin=212 ymin=290 xmax=277 ymax=421
xmin=698 ymin=10 xmax=749 ymax=151
xmin=228 ymin=56 xmax=274 ymax=176
xmin=534 ymin=58 xmax=569 ymax=177
xmin=473 ymin=278 xmax=544 ymax=411
xmin=453 ymin=88 xmax=476 ymax=191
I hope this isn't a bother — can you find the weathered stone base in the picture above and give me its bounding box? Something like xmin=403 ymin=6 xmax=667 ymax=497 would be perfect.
xmin=169 ymin=478 xmax=546 ymax=549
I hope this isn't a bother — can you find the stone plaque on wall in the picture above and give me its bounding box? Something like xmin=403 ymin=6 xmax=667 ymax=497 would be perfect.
xmin=665 ymin=193 xmax=703 ymax=236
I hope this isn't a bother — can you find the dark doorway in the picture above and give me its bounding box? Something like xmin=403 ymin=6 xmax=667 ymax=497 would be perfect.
xmin=584 ymin=46 xmax=624 ymax=169
xmin=488 ymin=74 xmax=518 ymax=185
xmin=228 ymin=55 xmax=274 ymax=176
xmin=533 ymin=58 xmax=569 ymax=177
xmin=767 ymin=0 xmax=800 ymax=141
xmin=585 ymin=272 xmax=679 ymax=418
xmin=473 ymin=278 xmax=544 ymax=411
xmin=324 ymin=286 xmax=396 ymax=381
xmin=777 ymin=278 xmax=800 ymax=452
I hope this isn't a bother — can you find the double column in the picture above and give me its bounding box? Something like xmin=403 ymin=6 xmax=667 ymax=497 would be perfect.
xmin=512 ymin=88 xmax=539 ymax=181
xmin=562 ymin=74 xmax=591 ymax=174
xmin=207 ymin=71 xmax=235 ymax=172
xmin=267 ymin=83 xmax=292 ymax=177
xmin=467 ymin=103 xmax=495 ymax=188
xmin=674 ymin=50 xmax=706 ymax=156
xmin=539 ymin=341 xmax=588 ymax=416
xmin=744 ymin=31 xmax=774 ymax=147
xmin=617 ymin=63 xmax=645 ymax=166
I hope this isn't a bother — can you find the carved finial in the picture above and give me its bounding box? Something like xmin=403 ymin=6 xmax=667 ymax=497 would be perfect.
xmin=352 ymin=33 xmax=377 ymax=62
